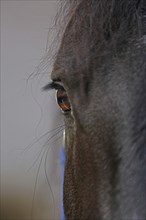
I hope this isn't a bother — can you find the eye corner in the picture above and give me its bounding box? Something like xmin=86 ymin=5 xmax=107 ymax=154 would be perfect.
xmin=61 ymin=109 xmax=71 ymax=115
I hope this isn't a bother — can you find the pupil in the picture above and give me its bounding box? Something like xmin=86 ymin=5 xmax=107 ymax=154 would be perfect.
xmin=57 ymin=89 xmax=71 ymax=112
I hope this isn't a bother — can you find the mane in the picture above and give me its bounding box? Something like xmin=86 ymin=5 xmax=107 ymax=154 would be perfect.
xmin=62 ymin=0 xmax=145 ymax=39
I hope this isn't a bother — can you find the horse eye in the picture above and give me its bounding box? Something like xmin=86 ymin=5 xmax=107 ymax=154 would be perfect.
xmin=56 ymin=88 xmax=71 ymax=113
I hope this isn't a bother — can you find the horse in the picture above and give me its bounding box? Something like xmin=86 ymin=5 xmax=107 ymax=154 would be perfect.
xmin=45 ymin=0 xmax=146 ymax=219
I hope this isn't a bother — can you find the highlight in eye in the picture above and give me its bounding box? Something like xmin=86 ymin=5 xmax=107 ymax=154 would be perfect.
xmin=56 ymin=89 xmax=71 ymax=113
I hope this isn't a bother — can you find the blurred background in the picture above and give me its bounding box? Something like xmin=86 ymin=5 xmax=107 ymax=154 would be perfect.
xmin=1 ymin=1 xmax=64 ymax=219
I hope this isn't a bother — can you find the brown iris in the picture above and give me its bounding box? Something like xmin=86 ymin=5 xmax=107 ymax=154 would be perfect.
xmin=56 ymin=89 xmax=71 ymax=113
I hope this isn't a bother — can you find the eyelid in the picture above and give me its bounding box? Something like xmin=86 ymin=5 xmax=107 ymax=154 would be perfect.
xmin=42 ymin=81 xmax=64 ymax=91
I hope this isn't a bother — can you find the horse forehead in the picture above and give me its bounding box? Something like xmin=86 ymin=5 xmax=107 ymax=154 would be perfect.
xmin=51 ymin=34 xmax=99 ymax=84
xmin=51 ymin=2 xmax=97 ymax=82
xmin=51 ymin=53 xmax=92 ymax=85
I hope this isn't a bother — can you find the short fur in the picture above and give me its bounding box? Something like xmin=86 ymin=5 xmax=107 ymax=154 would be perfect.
xmin=51 ymin=0 xmax=146 ymax=219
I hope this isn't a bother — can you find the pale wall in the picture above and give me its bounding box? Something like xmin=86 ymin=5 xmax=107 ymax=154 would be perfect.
xmin=1 ymin=1 xmax=63 ymax=219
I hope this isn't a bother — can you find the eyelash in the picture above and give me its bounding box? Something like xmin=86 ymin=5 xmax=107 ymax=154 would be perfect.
xmin=42 ymin=81 xmax=63 ymax=91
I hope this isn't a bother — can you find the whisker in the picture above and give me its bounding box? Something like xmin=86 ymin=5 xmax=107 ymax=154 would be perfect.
xmin=44 ymin=134 xmax=64 ymax=218
xmin=27 ymin=127 xmax=64 ymax=172
xmin=30 ymin=145 xmax=48 ymax=219
xmin=44 ymin=144 xmax=56 ymax=219
xmin=30 ymin=126 xmax=64 ymax=219
xmin=22 ymin=125 xmax=64 ymax=154
xmin=49 ymin=134 xmax=64 ymax=146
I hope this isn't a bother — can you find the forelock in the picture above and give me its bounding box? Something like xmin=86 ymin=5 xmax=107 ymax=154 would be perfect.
xmin=54 ymin=0 xmax=145 ymax=75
